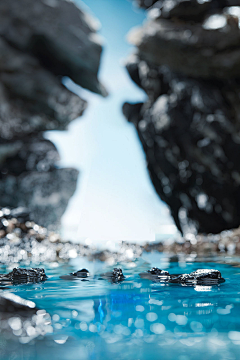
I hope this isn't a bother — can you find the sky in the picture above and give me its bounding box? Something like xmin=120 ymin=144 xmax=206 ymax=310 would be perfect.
xmin=45 ymin=0 xmax=178 ymax=246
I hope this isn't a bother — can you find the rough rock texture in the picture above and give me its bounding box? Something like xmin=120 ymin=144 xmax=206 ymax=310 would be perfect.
xmin=60 ymin=268 xmax=90 ymax=280
xmin=0 ymin=0 xmax=105 ymax=229
xmin=101 ymin=268 xmax=125 ymax=283
xmin=124 ymin=1 xmax=240 ymax=235
xmin=140 ymin=267 xmax=225 ymax=285
xmin=0 ymin=268 xmax=47 ymax=285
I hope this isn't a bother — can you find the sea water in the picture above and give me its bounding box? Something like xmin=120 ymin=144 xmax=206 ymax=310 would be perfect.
xmin=1 ymin=253 xmax=240 ymax=360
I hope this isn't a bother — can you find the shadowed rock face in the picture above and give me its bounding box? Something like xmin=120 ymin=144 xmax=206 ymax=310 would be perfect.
xmin=0 ymin=0 xmax=105 ymax=229
xmin=124 ymin=1 xmax=240 ymax=235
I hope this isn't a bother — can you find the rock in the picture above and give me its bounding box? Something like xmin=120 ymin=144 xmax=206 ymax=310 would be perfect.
xmin=0 ymin=135 xmax=59 ymax=175
xmin=71 ymin=269 xmax=89 ymax=278
xmin=0 ymin=135 xmax=78 ymax=229
xmin=0 ymin=0 xmax=106 ymax=98
xmin=124 ymin=1 xmax=240 ymax=234
xmin=101 ymin=268 xmax=125 ymax=284
xmin=134 ymin=0 xmax=240 ymax=20
xmin=0 ymin=0 xmax=106 ymax=229
xmin=0 ymin=268 xmax=47 ymax=285
xmin=140 ymin=267 xmax=170 ymax=281
xmin=0 ymin=293 xmax=52 ymax=342
xmin=60 ymin=268 xmax=90 ymax=280
xmin=140 ymin=268 xmax=225 ymax=285
xmin=170 ymin=269 xmax=225 ymax=285
xmin=0 ymin=38 xmax=87 ymax=139
xmin=0 ymin=293 xmax=37 ymax=314
xmin=134 ymin=0 xmax=158 ymax=9
xmin=148 ymin=267 xmax=169 ymax=275
xmin=0 ymin=167 xmax=79 ymax=229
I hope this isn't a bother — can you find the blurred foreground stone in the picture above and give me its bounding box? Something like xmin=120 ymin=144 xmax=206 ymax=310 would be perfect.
xmin=0 ymin=0 xmax=106 ymax=229
xmin=124 ymin=0 xmax=240 ymax=235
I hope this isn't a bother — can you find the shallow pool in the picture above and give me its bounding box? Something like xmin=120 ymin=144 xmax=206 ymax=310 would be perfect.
xmin=1 ymin=253 xmax=240 ymax=360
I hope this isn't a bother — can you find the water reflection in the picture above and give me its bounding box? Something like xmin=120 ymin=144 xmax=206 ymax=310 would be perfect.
xmin=0 ymin=256 xmax=240 ymax=359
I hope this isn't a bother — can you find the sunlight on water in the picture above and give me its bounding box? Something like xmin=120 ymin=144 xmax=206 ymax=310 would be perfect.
xmin=1 ymin=254 xmax=240 ymax=359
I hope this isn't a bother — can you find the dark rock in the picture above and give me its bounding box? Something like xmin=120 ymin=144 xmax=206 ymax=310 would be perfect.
xmin=0 ymin=0 xmax=106 ymax=99
xmin=148 ymin=267 xmax=169 ymax=275
xmin=0 ymin=38 xmax=87 ymax=139
xmin=71 ymin=269 xmax=89 ymax=278
xmin=0 ymin=167 xmax=78 ymax=229
xmin=102 ymin=268 xmax=125 ymax=284
xmin=134 ymin=0 xmax=240 ymax=21
xmin=0 ymin=136 xmax=59 ymax=176
xmin=170 ymin=269 xmax=225 ymax=285
xmin=140 ymin=267 xmax=170 ymax=281
xmin=0 ymin=293 xmax=37 ymax=314
xmin=124 ymin=1 xmax=240 ymax=234
xmin=141 ymin=268 xmax=225 ymax=285
xmin=0 ymin=135 xmax=78 ymax=229
xmin=0 ymin=0 xmax=106 ymax=230
xmin=60 ymin=268 xmax=90 ymax=280
xmin=112 ymin=268 xmax=125 ymax=282
xmin=0 ymin=268 xmax=47 ymax=285
xmin=0 ymin=293 xmax=52 ymax=342
xmin=134 ymin=0 xmax=158 ymax=9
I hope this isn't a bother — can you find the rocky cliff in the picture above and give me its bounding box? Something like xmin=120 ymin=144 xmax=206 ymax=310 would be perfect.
xmin=0 ymin=0 xmax=106 ymax=229
xmin=124 ymin=0 xmax=240 ymax=235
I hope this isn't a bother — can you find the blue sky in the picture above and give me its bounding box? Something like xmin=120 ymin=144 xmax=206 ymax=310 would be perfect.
xmin=46 ymin=0 xmax=178 ymax=245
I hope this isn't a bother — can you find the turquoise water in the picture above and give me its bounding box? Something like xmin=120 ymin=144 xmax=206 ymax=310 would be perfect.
xmin=1 ymin=254 xmax=240 ymax=359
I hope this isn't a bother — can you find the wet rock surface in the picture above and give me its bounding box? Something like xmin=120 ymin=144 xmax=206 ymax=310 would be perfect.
xmin=0 ymin=0 xmax=105 ymax=229
xmin=171 ymin=269 xmax=225 ymax=285
xmin=101 ymin=268 xmax=125 ymax=284
xmin=0 ymin=268 xmax=47 ymax=285
xmin=141 ymin=268 xmax=225 ymax=285
xmin=124 ymin=1 xmax=240 ymax=235
xmin=140 ymin=267 xmax=170 ymax=281
xmin=60 ymin=268 xmax=90 ymax=280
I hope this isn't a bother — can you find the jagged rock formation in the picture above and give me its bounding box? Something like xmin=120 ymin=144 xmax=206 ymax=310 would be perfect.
xmin=0 ymin=0 xmax=106 ymax=229
xmin=124 ymin=1 xmax=240 ymax=235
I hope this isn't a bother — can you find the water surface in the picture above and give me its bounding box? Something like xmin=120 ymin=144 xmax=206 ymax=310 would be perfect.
xmin=1 ymin=254 xmax=240 ymax=359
